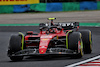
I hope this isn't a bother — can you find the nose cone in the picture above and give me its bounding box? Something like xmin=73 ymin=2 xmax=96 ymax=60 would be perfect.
xmin=39 ymin=35 xmax=53 ymax=54
xmin=39 ymin=48 xmax=47 ymax=54
xmin=39 ymin=46 xmax=47 ymax=54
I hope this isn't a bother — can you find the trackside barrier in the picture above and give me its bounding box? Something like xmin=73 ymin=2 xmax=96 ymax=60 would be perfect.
xmin=97 ymin=1 xmax=100 ymax=10
xmin=30 ymin=3 xmax=46 ymax=11
xmin=63 ymin=2 xmax=80 ymax=11
xmin=0 ymin=0 xmax=39 ymax=5
xmin=0 ymin=1 xmax=100 ymax=13
xmin=80 ymin=1 xmax=97 ymax=10
xmin=13 ymin=5 xmax=30 ymax=13
xmin=46 ymin=3 xmax=63 ymax=12
xmin=0 ymin=5 xmax=13 ymax=13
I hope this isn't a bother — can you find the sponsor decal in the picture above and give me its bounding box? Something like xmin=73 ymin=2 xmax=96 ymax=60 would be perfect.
xmin=59 ymin=23 xmax=74 ymax=26
xmin=41 ymin=39 xmax=49 ymax=41
xmin=41 ymin=36 xmax=52 ymax=39
xmin=0 ymin=0 xmax=27 ymax=1
xmin=0 ymin=0 xmax=39 ymax=5
xmin=39 ymin=46 xmax=47 ymax=48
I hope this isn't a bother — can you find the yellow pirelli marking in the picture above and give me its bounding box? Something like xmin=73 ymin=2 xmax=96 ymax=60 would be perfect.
xmin=66 ymin=30 xmax=73 ymax=49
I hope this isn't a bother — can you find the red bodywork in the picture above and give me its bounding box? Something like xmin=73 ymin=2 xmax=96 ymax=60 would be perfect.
xmin=25 ymin=28 xmax=66 ymax=54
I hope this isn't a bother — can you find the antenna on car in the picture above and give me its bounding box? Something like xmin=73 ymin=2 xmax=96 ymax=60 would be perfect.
xmin=47 ymin=18 xmax=56 ymax=26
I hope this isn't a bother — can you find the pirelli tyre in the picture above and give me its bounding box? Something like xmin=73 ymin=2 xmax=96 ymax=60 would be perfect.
xmin=79 ymin=30 xmax=92 ymax=54
xmin=67 ymin=32 xmax=83 ymax=58
xmin=8 ymin=35 xmax=23 ymax=61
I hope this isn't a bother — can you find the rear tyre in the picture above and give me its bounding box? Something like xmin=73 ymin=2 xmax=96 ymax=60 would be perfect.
xmin=68 ymin=32 xmax=83 ymax=58
xmin=8 ymin=35 xmax=23 ymax=61
xmin=79 ymin=30 xmax=92 ymax=54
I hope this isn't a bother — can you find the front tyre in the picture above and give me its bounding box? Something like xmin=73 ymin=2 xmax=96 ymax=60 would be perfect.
xmin=79 ymin=30 xmax=92 ymax=54
xmin=8 ymin=35 xmax=23 ymax=61
xmin=68 ymin=32 xmax=83 ymax=58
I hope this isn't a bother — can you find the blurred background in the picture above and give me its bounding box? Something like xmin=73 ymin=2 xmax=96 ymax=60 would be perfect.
xmin=41 ymin=0 xmax=97 ymax=2
xmin=0 ymin=0 xmax=100 ymax=13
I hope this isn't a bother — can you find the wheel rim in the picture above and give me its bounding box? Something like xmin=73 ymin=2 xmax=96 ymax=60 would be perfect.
xmin=78 ymin=41 xmax=83 ymax=56
xmin=78 ymin=33 xmax=83 ymax=56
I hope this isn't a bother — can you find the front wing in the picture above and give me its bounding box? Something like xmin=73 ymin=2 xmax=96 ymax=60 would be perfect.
xmin=8 ymin=48 xmax=79 ymax=57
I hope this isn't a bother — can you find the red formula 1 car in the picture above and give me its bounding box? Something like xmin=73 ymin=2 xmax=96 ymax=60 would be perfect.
xmin=7 ymin=18 xmax=92 ymax=61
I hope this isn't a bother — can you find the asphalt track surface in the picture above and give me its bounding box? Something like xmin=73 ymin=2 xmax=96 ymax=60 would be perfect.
xmin=0 ymin=26 xmax=100 ymax=67
xmin=0 ymin=11 xmax=100 ymax=24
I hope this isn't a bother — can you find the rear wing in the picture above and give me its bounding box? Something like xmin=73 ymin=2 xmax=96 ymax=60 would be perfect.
xmin=57 ymin=22 xmax=79 ymax=30
xmin=39 ymin=22 xmax=79 ymax=30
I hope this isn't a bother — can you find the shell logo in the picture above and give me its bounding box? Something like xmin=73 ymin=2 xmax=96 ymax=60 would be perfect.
xmin=41 ymin=50 xmax=43 ymax=53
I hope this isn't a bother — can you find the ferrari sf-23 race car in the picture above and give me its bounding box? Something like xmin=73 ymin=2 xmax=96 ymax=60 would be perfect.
xmin=7 ymin=18 xmax=92 ymax=61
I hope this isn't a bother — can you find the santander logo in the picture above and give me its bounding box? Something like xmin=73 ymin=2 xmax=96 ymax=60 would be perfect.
xmin=41 ymin=35 xmax=52 ymax=39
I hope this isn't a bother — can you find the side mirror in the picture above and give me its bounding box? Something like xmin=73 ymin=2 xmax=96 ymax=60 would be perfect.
xmin=26 ymin=31 xmax=33 ymax=35
xmin=39 ymin=27 xmax=43 ymax=31
xmin=57 ymin=26 xmax=62 ymax=30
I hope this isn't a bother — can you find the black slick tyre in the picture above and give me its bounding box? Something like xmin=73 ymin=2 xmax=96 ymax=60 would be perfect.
xmin=8 ymin=35 xmax=23 ymax=61
xmin=79 ymin=30 xmax=92 ymax=54
xmin=68 ymin=32 xmax=83 ymax=58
